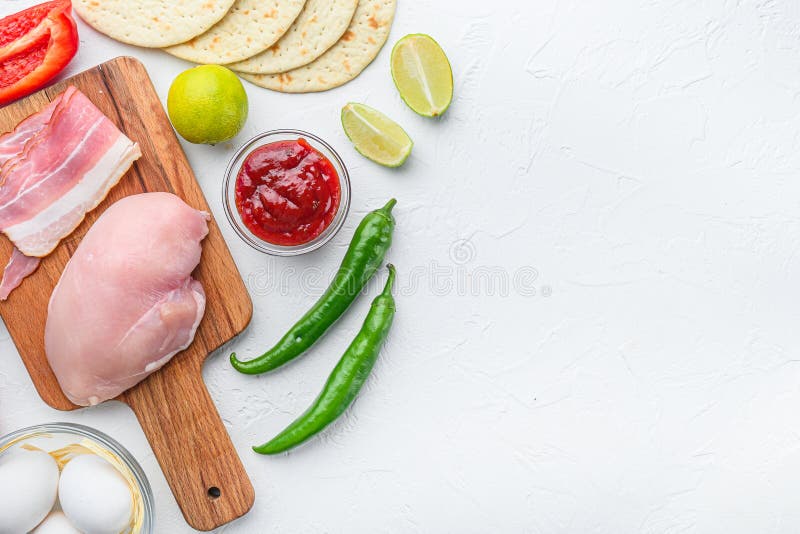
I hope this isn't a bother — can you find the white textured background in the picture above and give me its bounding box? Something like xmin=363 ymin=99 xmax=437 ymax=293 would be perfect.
xmin=2 ymin=0 xmax=800 ymax=532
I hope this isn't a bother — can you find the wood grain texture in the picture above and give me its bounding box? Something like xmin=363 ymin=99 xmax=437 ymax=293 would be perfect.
xmin=0 ymin=57 xmax=255 ymax=531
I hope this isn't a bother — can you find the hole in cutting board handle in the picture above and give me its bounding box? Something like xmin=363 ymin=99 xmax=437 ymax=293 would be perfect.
xmin=208 ymin=486 xmax=221 ymax=499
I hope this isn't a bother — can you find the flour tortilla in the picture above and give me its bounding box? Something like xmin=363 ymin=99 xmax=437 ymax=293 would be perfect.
xmin=164 ymin=0 xmax=307 ymax=64
xmin=73 ymin=0 xmax=236 ymax=48
xmin=229 ymin=0 xmax=358 ymax=74
xmin=240 ymin=0 xmax=396 ymax=93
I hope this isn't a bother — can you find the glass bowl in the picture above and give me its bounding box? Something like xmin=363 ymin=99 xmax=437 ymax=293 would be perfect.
xmin=0 ymin=422 xmax=155 ymax=533
xmin=222 ymin=129 xmax=351 ymax=256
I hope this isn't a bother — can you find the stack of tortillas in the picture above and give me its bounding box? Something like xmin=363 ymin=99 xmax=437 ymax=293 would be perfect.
xmin=73 ymin=0 xmax=397 ymax=93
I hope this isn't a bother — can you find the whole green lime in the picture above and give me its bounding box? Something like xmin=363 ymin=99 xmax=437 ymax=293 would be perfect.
xmin=167 ymin=65 xmax=248 ymax=144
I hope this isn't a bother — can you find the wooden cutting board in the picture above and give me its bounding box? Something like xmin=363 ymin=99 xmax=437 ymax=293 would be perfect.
xmin=0 ymin=57 xmax=255 ymax=531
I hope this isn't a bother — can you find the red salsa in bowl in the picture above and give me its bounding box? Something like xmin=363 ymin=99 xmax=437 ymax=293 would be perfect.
xmin=223 ymin=130 xmax=350 ymax=256
xmin=235 ymin=138 xmax=341 ymax=246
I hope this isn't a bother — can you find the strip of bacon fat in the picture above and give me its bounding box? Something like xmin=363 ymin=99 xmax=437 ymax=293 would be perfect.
xmin=0 ymin=86 xmax=140 ymax=299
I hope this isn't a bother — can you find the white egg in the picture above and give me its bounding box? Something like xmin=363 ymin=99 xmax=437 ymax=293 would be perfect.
xmin=31 ymin=510 xmax=82 ymax=533
xmin=59 ymin=454 xmax=133 ymax=534
xmin=0 ymin=448 xmax=60 ymax=534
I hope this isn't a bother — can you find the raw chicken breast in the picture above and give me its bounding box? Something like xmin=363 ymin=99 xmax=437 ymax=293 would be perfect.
xmin=45 ymin=192 xmax=209 ymax=406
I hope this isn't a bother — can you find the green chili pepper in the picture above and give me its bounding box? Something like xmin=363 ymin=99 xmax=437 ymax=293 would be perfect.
xmin=230 ymin=199 xmax=397 ymax=374
xmin=253 ymin=265 xmax=397 ymax=454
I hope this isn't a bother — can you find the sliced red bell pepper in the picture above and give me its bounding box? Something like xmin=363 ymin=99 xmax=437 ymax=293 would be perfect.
xmin=0 ymin=0 xmax=79 ymax=106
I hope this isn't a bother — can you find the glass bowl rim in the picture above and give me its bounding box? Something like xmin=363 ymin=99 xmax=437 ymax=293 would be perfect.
xmin=0 ymin=421 xmax=155 ymax=533
xmin=222 ymin=129 xmax=351 ymax=257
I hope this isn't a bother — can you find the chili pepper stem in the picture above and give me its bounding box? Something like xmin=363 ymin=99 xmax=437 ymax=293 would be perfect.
xmin=382 ymin=264 xmax=396 ymax=294
xmin=381 ymin=198 xmax=397 ymax=214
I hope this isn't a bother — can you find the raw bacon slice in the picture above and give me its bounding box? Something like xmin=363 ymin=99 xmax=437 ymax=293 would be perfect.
xmin=0 ymin=91 xmax=70 ymax=298
xmin=0 ymin=87 xmax=141 ymax=255
xmin=0 ymin=86 xmax=140 ymax=299
xmin=0 ymin=94 xmax=69 ymax=299
xmin=0 ymin=89 xmax=66 ymax=166
xmin=0 ymin=247 xmax=40 ymax=299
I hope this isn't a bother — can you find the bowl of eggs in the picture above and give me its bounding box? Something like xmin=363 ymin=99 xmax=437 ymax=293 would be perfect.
xmin=0 ymin=422 xmax=154 ymax=533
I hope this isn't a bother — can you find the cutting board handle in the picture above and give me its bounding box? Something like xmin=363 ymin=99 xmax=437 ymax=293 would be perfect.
xmin=122 ymin=356 xmax=254 ymax=531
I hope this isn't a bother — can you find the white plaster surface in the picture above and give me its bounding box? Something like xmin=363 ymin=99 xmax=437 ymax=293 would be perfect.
xmin=2 ymin=0 xmax=800 ymax=532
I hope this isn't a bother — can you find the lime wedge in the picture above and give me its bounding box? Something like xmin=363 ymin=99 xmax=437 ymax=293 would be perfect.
xmin=341 ymin=103 xmax=413 ymax=167
xmin=390 ymin=34 xmax=453 ymax=117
